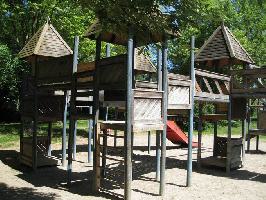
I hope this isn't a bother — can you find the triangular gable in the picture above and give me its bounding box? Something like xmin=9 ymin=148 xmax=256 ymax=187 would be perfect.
xmin=18 ymin=22 xmax=73 ymax=58
xmin=135 ymin=48 xmax=157 ymax=73
xmin=195 ymin=25 xmax=254 ymax=64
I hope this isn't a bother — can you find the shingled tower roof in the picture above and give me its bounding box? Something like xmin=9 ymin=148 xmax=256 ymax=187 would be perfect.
xmin=195 ymin=24 xmax=254 ymax=65
xmin=18 ymin=21 xmax=73 ymax=58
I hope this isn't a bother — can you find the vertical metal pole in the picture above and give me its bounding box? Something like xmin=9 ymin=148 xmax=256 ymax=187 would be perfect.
xmin=114 ymin=108 xmax=118 ymax=147
xmin=242 ymin=117 xmax=247 ymax=165
xmin=256 ymin=104 xmax=259 ymax=151
xmin=226 ymin=96 xmax=232 ymax=174
xmin=247 ymin=100 xmax=251 ymax=152
xmin=197 ymin=103 xmax=203 ymax=169
xmin=160 ymin=37 xmax=168 ymax=196
xmin=125 ymin=28 xmax=133 ymax=200
xmin=88 ymin=106 xmax=93 ymax=163
xmin=147 ymin=131 xmax=151 ymax=154
xmin=187 ymin=36 xmax=195 ymax=187
xmin=156 ymin=48 xmax=162 ymax=181
xmin=62 ymin=91 xmax=68 ymax=167
xmin=73 ymin=120 xmax=77 ymax=160
xmin=68 ymin=36 xmax=79 ymax=185
xmin=47 ymin=122 xmax=52 ymax=156
xmin=93 ymin=36 xmax=101 ymax=191
xmin=106 ymin=43 xmax=111 ymax=57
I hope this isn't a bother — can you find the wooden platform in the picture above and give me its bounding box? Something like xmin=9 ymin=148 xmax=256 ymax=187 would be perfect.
xmin=100 ymin=120 xmax=164 ymax=132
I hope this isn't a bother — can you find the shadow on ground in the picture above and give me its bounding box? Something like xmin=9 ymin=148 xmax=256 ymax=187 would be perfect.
xmin=0 ymin=144 xmax=265 ymax=199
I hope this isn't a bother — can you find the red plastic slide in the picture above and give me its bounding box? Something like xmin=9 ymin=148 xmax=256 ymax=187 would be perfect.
xmin=167 ymin=121 xmax=198 ymax=148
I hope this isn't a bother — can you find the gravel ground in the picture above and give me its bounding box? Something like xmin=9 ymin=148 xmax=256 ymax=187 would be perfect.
xmin=0 ymin=133 xmax=265 ymax=200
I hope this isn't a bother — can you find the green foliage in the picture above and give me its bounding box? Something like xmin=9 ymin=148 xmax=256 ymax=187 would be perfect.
xmin=0 ymin=44 xmax=25 ymax=112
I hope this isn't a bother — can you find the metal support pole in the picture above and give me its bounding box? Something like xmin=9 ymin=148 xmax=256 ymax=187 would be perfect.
xmin=147 ymin=131 xmax=151 ymax=154
xmin=48 ymin=122 xmax=52 ymax=156
xmin=73 ymin=120 xmax=77 ymax=160
xmin=62 ymin=91 xmax=68 ymax=167
xmin=160 ymin=38 xmax=168 ymax=196
xmin=197 ymin=103 xmax=203 ymax=169
xmin=156 ymin=131 xmax=161 ymax=181
xmin=226 ymin=96 xmax=232 ymax=174
xmin=102 ymin=129 xmax=107 ymax=177
xmin=125 ymin=28 xmax=133 ymax=200
xmin=114 ymin=108 xmax=118 ymax=147
xmin=93 ymin=36 xmax=101 ymax=191
xmin=247 ymin=101 xmax=251 ymax=152
xmin=88 ymin=106 xmax=93 ymax=163
xmin=67 ymin=36 xmax=79 ymax=185
xmin=156 ymin=48 xmax=162 ymax=182
xmin=187 ymin=36 xmax=195 ymax=187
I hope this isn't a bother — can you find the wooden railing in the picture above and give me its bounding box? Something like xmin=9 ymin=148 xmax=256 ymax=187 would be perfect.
xmin=195 ymin=69 xmax=230 ymax=102
xmin=230 ymin=67 xmax=266 ymax=97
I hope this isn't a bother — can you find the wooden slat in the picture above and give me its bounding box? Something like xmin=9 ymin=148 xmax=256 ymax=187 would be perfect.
xmin=203 ymin=77 xmax=213 ymax=93
xmin=195 ymin=69 xmax=230 ymax=81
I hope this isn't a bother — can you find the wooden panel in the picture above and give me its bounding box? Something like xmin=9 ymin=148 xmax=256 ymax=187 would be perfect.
xmin=133 ymin=90 xmax=163 ymax=124
xmin=258 ymin=111 xmax=266 ymax=129
xmin=168 ymin=86 xmax=190 ymax=108
xmin=36 ymin=55 xmax=73 ymax=84
xmin=78 ymin=61 xmax=95 ymax=72
xmin=231 ymin=98 xmax=247 ymax=119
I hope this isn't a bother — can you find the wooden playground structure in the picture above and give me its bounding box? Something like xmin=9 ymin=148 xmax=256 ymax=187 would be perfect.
xmin=17 ymin=19 xmax=265 ymax=200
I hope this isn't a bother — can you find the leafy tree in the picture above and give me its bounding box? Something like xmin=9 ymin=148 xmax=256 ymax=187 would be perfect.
xmin=0 ymin=44 xmax=25 ymax=121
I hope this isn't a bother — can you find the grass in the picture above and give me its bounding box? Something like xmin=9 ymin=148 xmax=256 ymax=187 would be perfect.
xmin=0 ymin=120 xmax=265 ymax=149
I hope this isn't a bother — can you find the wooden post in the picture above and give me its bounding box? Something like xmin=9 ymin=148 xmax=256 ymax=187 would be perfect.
xmin=19 ymin=120 xmax=24 ymax=158
xmin=187 ymin=36 xmax=195 ymax=187
xmin=93 ymin=36 xmax=101 ymax=192
xmin=32 ymin=55 xmax=38 ymax=171
xmin=226 ymin=95 xmax=232 ymax=174
xmin=73 ymin=120 xmax=77 ymax=160
xmin=67 ymin=36 xmax=79 ymax=185
xmin=88 ymin=106 xmax=93 ymax=163
xmin=160 ymin=37 xmax=168 ymax=196
xmin=47 ymin=122 xmax=52 ymax=156
xmin=62 ymin=91 xmax=68 ymax=167
xmin=125 ymin=28 xmax=133 ymax=200
xmin=156 ymin=48 xmax=162 ymax=182
xmin=147 ymin=131 xmax=151 ymax=154
xmin=197 ymin=103 xmax=203 ymax=169
xmin=247 ymin=100 xmax=251 ymax=152
xmin=256 ymin=104 xmax=259 ymax=151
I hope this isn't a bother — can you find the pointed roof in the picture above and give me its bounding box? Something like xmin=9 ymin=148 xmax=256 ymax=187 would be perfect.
xmin=195 ymin=24 xmax=254 ymax=64
xmin=18 ymin=22 xmax=73 ymax=58
xmin=84 ymin=19 xmax=179 ymax=47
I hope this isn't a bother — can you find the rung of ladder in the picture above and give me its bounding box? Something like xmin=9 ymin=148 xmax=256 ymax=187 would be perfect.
xmin=99 ymin=133 xmax=124 ymax=138
xmin=76 ymin=70 xmax=94 ymax=78
xmin=72 ymin=113 xmax=93 ymax=120
xmin=76 ymin=100 xmax=93 ymax=107
xmin=76 ymin=91 xmax=93 ymax=97
xmin=99 ymin=155 xmax=124 ymax=162
xmin=77 ymin=81 xmax=93 ymax=89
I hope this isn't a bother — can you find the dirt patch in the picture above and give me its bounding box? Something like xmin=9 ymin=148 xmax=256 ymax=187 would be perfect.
xmin=0 ymin=134 xmax=265 ymax=200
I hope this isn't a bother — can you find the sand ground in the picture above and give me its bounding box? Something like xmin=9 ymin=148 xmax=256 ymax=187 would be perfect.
xmin=0 ymin=133 xmax=265 ymax=200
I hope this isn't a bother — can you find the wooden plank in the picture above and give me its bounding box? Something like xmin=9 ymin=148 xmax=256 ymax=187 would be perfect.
xmin=214 ymin=80 xmax=223 ymax=94
xmin=195 ymin=69 xmax=230 ymax=81
xmin=203 ymin=78 xmax=213 ymax=93
xmin=133 ymin=89 xmax=163 ymax=99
